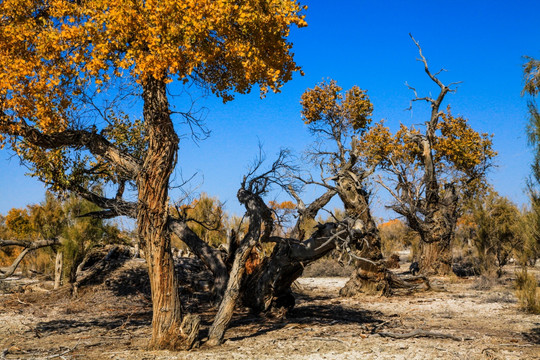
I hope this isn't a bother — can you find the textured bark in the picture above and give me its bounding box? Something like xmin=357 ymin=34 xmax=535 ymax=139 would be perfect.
xmin=334 ymin=170 xmax=389 ymax=295
xmin=242 ymin=223 xmax=339 ymax=314
xmin=137 ymin=76 xmax=187 ymax=350
xmin=207 ymin=188 xmax=272 ymax=346
xmin=54 ymin=251 xmax=63 ymax=290
xmin=419 ymin=237 xmax=452 ymax=275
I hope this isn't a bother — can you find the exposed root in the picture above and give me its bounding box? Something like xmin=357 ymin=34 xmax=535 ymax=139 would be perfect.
xmin=148 ymin=314 xmax=201 ymax=351
xmin=377 ymin=328 xmax=473 ymax=341
xmin=180 ymin=314 xmax=201 ymax=350
xmin=340 ymin=267 xmax=431 ymax=297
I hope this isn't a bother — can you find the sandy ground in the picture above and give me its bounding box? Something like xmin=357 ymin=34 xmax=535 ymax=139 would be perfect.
xmin=1 ymin=260 xmax=539 ymax=360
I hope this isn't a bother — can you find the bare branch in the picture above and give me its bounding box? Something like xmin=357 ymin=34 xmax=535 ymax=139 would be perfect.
xmin=409 ymin=33 xmax=445 ymax=90
xmin=0 ymin=238 xmax=60 ymax=279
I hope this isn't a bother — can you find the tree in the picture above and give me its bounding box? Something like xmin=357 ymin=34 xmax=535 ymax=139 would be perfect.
xmin=469 ymin=192 xmax=521 ymax=277
xmin=174 ymin=193 xmax=227 ymax=248
xmin=0 ymin=0 xmax=306 ymax=349
xmin=234 ymin=81 xmax=430 ymax=324
xmin=523 ymin=56 xmax=540 ymax=266
xmin=298 ymin=79 xmax=391 ymax=295
xmin=360 ymin=35 xmax=496 ymax=274
xmin=0 ymin=192 xmax=121 ymax=281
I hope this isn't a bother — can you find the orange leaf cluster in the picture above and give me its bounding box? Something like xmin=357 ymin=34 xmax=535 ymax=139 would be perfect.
xmin=300 ymin=80 xmax=373 ymax=135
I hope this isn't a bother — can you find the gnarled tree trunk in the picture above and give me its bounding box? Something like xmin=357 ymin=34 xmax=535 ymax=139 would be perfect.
xmin=138 ymin=76 xmax=197 ymax=350
xmin=207 ymin=188 xmax=272 ymax=346
xmin=335 ymin=173 xmax=389 ymax=296
xmin=242 ymin=223 xmax=339 ymax=314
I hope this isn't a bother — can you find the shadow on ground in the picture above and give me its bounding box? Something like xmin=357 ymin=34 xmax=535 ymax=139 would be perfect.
xmin=522 ymin=326 xmax=540 ymax=344
xmin=35 ymin=312 xmax=152 ymax=336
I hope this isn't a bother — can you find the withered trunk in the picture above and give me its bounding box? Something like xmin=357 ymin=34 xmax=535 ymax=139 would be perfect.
xmin=207 ymin=189 xmax=271 ymax=346
xmin=335 ymin=175 xmax=388 ymax=296
xmin=138 ymin=76 xmax=186 ymax=350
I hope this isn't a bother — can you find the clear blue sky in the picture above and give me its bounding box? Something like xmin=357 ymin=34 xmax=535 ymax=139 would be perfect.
xmin=1 ymin=0 xmax=539 ymax=220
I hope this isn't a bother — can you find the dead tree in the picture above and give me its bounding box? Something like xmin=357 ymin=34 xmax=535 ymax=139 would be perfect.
xmin=0 ymin=238 xmax=60 ymax=279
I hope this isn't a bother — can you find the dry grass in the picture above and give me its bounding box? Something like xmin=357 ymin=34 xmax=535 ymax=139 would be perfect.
xmin=515 ymin=268 xmax=540 ymax=314
xmin=302 ymin=257 xmax=354 ymax=277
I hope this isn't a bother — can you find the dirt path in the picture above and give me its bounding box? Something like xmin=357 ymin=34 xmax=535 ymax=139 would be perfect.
xmin=1 ymin=264 xmax=539 ymax=359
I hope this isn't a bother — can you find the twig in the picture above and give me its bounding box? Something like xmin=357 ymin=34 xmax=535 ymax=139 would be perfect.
xmin=310 ymin=337 xmax=347 ymax=345
xmin=45 ymin=339 xmax=80 ymax=359
xmin=377 ymin=329 xmax=472 ymax=341
xmin=498 ymin=343 xmax=533 ymax=347
xmin=16 ymin=296 xmax=31 ymax=306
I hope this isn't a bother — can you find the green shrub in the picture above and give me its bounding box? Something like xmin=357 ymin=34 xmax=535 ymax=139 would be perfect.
xmin=515 ymin=268 xmax=540 ymax=314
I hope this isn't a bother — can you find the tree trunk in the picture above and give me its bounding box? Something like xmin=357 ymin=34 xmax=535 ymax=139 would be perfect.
xmin=335 ymin=175 xmax=388 ymax=296
xmin=417 ymin=187 xmax=458 ymax=276
xmin=54 ymin=251 xmax=63 ymax=290
xmin=138 ymin=76 xmax=194 ymax=350
xmin=241 ymin=241 xmax=308 ymax=314
xmin=207 ymin=240 xmax=255 ymax=346
xmin=207 ymin=189 xmax=269 ymax=346
xmin=419 ymin=238 xmax=452 ymax=275
xmin=242 ymin=223 xmax=340 ymax=314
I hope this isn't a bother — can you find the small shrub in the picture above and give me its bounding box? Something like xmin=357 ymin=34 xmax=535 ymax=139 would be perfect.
xmin=470 ymin=275 xmax=496 ymax=291
xmin=302 ymin=257 xmax=354 ymax=277
xmin=515 ymin=268 xmax=540 ymax=314
xmin=385 ymin=253 xmax=400 ymax=269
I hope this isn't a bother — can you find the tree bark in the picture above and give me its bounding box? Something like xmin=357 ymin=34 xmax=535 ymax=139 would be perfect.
xmin=138 ymin=76 xmax=191 ymax=350
xmin=207 ymin=188 xmax=272 ymax=346
xmin=334 ymin=172 xmax=388 ymax=295
xmin=419 ymin=236 xmax=452 ymax=275
xmin=242 ymin=222 xmax=340 ymax=314
xmin=54 ymin=250 xmax=63 ymax=289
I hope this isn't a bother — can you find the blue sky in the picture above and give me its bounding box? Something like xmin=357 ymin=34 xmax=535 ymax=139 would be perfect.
xmin=1 ymin=0 xmax=539 ymax=221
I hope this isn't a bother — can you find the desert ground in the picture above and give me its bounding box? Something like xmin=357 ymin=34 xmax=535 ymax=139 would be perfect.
xmin=1 ymin=256 xmax=539 ymax=360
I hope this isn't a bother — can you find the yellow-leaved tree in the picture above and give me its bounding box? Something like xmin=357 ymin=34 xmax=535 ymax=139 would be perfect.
xmin=0 ymin=0 xmax=306 ymax=349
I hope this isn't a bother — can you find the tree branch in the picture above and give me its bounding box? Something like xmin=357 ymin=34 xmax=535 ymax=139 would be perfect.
xmin=0 ymin=119 xmax=141 ymax=179
xmin=0 ymin=238 xmax=60 ymax=279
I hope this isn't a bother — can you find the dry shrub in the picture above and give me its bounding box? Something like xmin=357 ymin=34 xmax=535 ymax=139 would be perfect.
xmin=470 ymin=275 xmax=497 ymax=291
xmin=302 ymin=257 xmax=354 ymax=278
xmin=24 ymin=248 xmax=55 ymax=277
xmin=379 ymin=219 xmax=407 ymax=257
xmin=385 ymin=253 xmax=400 ymax=269
xmin=515 ymin=268 xmax=540 ymax=314
xmin=0 ymin=247 xmax=55 ymax=278
xmin=483 ymin=292 xmax=516 ymax=304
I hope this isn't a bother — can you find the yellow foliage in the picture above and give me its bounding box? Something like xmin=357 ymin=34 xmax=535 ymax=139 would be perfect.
xmin=301 ymin=80 xmax=373 ymax=134
xmin=0 ymin=0 xmax=306 ymax=186
xmin=358 ymin=107 xmax=495 ymax=195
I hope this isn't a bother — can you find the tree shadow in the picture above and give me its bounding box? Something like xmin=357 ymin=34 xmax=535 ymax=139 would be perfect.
xmin=227 ymin=297 xmax=384 ymax=342
xmin=35 ymin=313 xmax=151 ymax=335
xmin=522 ymin=327 xmax=540 ymax=344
